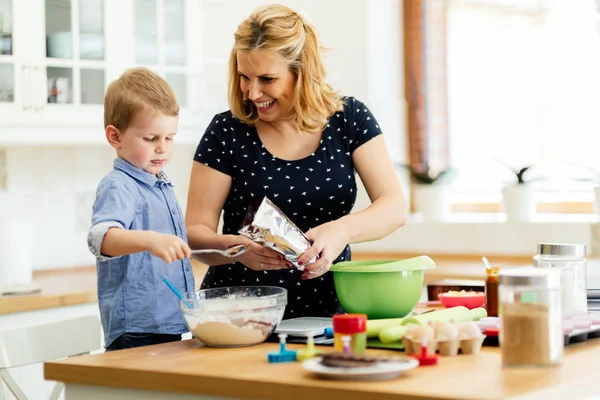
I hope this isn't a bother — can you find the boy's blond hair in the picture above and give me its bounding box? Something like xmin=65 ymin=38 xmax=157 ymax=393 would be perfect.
xmin=104 ymin=67 xmax=179 ymax=130
xmin=228 ymin=4 xmax=343 ymax=134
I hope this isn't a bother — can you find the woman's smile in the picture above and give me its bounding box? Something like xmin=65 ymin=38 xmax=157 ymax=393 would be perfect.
xmin=255 ymin=99 xmax=277 ymax=112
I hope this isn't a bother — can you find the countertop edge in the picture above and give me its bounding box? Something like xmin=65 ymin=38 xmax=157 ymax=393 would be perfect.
xmin=0 ymin=292 xmax=97 ymax=314
xmin=43 ymin=353 xmax=445 ymax=400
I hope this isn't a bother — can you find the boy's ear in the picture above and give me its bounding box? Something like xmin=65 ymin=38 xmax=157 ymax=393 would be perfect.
xmin=105 ymin=125 xmax=122 ymax=149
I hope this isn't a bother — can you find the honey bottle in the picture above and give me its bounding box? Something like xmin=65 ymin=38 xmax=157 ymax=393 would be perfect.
xmin=485 ymin=265 xmax=500 ymax=317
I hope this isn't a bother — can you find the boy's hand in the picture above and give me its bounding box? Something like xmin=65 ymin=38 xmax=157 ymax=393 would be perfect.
xmin=147 ymin=232 xmax=192 ymax=264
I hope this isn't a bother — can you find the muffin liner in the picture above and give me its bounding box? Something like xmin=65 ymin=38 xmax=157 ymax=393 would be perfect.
xmin=460 ymin=336 xmax=486 ymax=355
xmin=437 ymin=338 xmax=460 ymax=356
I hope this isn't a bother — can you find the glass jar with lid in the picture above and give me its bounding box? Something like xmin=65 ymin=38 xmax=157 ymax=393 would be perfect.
xmin=499 ymin=267 xmax=563 ymax=367
xmin=533 ymin=243 xmax=587 ymax=317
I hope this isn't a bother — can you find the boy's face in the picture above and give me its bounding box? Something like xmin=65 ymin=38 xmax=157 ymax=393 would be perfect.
xmin=115 ymin=111 xmax=178 ymax=175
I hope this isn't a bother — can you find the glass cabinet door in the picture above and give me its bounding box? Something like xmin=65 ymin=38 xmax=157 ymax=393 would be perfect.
xmin=0 ymin=0 xmax=15 ymax=104
xmin=134 ymin=0 xmax=187 ymax=107
xmin=135 ymin=0 xmax=157 ymax=64
xmin=164 ymin=0 xmax=186 ymax=107
xmin=45 ymin=0 xmax=105 ymax=105
xmin=79 ymin=0 xmax=104 ymax=104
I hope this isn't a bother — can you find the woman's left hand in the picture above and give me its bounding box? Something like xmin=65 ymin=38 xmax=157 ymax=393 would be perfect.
xmin=297 ymin=221 xmax=349 ymax=280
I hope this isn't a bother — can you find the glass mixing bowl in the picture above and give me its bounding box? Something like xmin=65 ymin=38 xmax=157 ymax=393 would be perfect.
xmin=180 ymin=286 xmax=287 ymax=347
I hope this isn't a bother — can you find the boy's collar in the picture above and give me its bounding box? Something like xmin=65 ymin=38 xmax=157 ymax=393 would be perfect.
xmin=113 ymin=158 xmax=173 ymax=186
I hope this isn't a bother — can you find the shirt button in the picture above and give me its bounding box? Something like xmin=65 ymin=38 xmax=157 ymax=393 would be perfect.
xmin=185 ymin=266 xmax=190 ymax=272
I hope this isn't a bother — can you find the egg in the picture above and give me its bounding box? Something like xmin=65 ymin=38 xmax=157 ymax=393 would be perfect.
xmin=407 ymin=324 xmax=435 ymax=344
xmin=434 ymin=321 xmax=459 ymax=341
xmin=405 ymin=324 xmax=420 ymax=338
xmin=458 ymin=322 xmax=483 ymax=340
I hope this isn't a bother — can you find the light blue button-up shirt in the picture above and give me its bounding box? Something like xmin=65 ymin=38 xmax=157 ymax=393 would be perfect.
xmin=88 ymin=158 xmax=194 ymax=347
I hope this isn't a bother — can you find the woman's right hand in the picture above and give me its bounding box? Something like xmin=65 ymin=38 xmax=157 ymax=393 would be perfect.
xmin=223 ymin=235 xmax=292 ymax=271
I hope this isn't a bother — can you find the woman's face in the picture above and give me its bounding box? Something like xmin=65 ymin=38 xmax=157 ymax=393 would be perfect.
xmin=237 ymin=50 xmax=297 ymax=122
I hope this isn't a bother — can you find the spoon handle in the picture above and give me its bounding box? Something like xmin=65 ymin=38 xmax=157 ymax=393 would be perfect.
xmin=482 ymin=257 xmax=492 ymax=269
xmin=163 ymin=277 xmax=192 ymax=309
xmin=190 ymin=245 xmax=246 ymax=258
xmin=190 ymin=249 xmax=223 ymax=255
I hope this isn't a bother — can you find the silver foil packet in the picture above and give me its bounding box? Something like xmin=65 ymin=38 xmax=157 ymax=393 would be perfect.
xmin=238 ymin=197 xmax=316 ymax=270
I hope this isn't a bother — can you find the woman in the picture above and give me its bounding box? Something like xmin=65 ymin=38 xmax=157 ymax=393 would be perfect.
xmin=185 ymin=4 xmax=407 ymax=318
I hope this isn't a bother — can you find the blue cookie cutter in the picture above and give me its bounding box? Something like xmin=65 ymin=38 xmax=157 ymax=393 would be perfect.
xmin=267 ymin=333 xmax=297 ymax=363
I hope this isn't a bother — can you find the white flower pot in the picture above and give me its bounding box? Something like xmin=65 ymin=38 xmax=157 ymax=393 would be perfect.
xmin=412 ymin=184 xmax=452 ymax=222
xmin=501 ymin=185 xmax=536 ymax=222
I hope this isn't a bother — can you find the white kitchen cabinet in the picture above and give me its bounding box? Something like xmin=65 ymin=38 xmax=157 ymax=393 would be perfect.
xmin=121 ymin=0 xmax=209 ymax=142
xmin=0 ymin=0 xmax=26 ymax=126
xmin=0 ymin=0 xmax=219 ymax=146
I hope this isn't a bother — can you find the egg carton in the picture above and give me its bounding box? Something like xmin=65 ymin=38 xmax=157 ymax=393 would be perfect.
xmin=402 ymin=336 xmax=485 ymax=357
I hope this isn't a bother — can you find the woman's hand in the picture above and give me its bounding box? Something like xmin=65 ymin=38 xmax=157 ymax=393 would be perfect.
xmin=222 ymin=234 xmax=292 ymax=271
xmin=297 ymin=221 xmax=350 ymax=280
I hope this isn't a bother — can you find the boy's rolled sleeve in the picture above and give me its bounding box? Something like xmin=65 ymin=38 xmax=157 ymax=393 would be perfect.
xmin=88 ymin=179 xmax=136 ymax=262
xmin=88 ymin=221 xmax=124 ymax=261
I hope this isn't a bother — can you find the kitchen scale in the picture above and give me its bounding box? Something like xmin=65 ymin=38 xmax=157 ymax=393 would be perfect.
xmin=268 ymin=317 xmax=334 ymax=345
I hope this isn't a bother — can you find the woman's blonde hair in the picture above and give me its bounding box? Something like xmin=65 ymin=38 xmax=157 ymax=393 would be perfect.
xmin=228 ymin=4 xmax=343 ymax=133
xmin=104 ymin=67 xmax=179 ymax=130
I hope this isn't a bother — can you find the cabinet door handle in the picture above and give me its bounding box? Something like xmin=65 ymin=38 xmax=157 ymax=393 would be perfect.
xmin=34 ymin=66 xmax=44 ymax=111
xmin=22 ymin=65 xmax=30 ymax=110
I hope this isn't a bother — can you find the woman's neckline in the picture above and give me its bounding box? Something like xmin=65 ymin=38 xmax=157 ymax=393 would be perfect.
xmin=252 ymin=121 xmax=329 ymax=163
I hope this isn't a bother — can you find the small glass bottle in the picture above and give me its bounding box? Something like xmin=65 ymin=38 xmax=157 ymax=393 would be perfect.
xmin=533 ymin=243 xmax=587 ymax=317
xmin=485 ymin=265 xmax=500 ymax=317
xmin=333 ymin=314 xmax=367 ymax=354
xmin=499 ymin=267 xmax=563 ymax=367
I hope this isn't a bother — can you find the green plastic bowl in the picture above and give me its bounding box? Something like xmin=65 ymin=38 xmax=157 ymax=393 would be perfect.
xmin=330 ymin=256 xmax=436 ymax=319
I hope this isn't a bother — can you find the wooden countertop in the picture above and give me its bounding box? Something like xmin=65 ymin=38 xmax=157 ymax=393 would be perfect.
xmin=0 ymin=253 xmax=530 ymax=315
xmin=0 ymin=267 xmax=97 ymax=315
xmin=44 ymin=337 xmax=600 ymax=400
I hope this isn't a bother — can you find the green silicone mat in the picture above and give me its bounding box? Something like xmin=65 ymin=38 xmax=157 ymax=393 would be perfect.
xmin=366 ymin=338 xmax=405 ymax=350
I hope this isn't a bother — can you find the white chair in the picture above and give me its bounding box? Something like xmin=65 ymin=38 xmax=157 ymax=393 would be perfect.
xmin=0 ymin=315 xmax=102 ymax=400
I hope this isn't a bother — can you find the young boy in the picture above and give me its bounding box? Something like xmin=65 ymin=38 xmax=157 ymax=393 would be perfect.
xmin=88 ymin=67 xmax=194 ymax=351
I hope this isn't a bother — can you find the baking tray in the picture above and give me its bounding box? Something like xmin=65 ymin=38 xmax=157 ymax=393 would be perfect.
xmin=366 ymin=325 xmax=600 ymax=350
xmin=482 ymin=325 xmax=600 ymax=347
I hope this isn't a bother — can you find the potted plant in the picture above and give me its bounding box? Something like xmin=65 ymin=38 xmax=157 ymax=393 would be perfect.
xmin=400 ymin=164 xmax=457 ymax=222
xmin=501 ymin=165 xmax=541 ymax=222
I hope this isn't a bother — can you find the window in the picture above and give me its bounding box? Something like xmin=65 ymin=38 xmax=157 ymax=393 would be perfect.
xmin=445 ymin=0 xmax=600 ymax=205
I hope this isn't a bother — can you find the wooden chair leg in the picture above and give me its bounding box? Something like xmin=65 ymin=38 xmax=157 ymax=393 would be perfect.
xmin=0 ymin=370 xmax=29 ymax=400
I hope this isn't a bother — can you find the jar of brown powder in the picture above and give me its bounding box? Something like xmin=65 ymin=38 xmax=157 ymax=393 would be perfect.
xmin=499 ymin=267 xmax=563 ymax=367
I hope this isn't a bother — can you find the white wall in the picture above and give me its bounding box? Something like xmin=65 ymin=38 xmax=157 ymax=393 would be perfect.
xmin=2 ymin=145 xmax=198 ymax=270
xmin=1 ymin=0 xmax=407 ymax=270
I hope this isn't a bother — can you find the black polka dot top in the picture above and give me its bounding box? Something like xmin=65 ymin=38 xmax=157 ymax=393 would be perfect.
xmin=194 ymin=97 xmax=382 ymax=318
